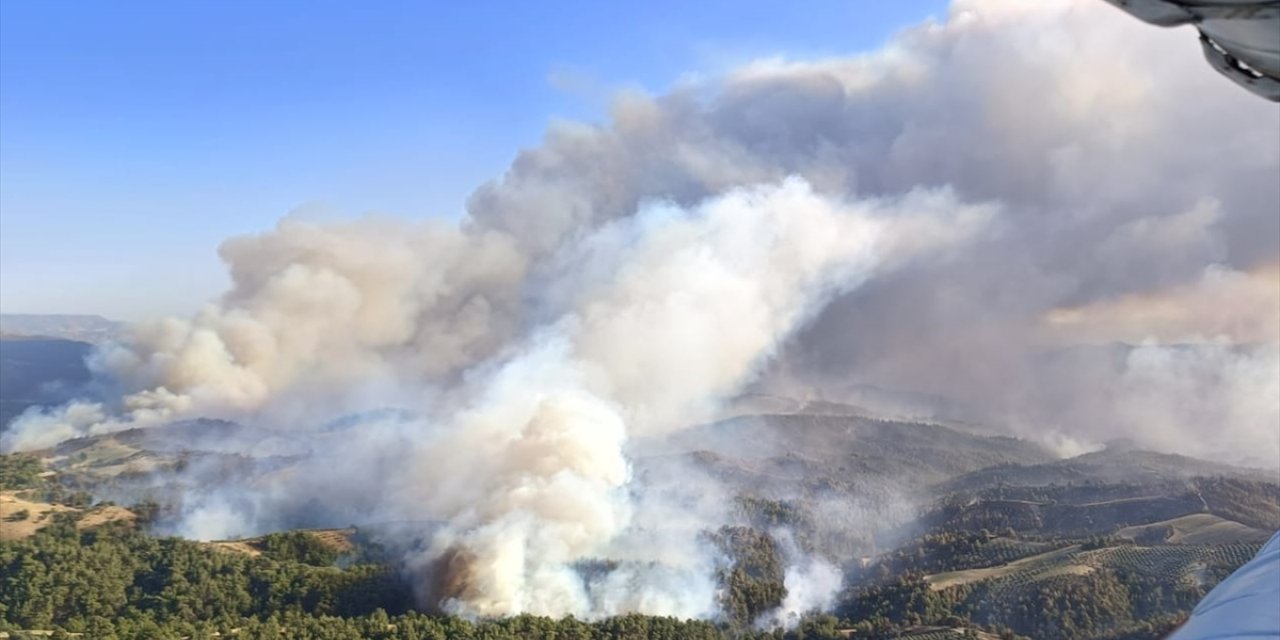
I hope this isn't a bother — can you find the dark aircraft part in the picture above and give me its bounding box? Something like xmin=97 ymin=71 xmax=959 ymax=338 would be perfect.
xmin=1104 ymin=0 xmax=1280 ymax=101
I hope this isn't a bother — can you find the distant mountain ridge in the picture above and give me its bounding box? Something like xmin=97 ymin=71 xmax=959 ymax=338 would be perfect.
xmin=938 ymin=444 xmax=1278 ymax=493
xmin=658 ymin=412 xmax=1056 ymax=493
xmin=0 ymin=313 xmax=124 ymax=343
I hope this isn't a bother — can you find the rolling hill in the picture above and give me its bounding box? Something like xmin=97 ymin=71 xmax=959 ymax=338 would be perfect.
xmin=1 ymin=387 xmax=1277 ymax=639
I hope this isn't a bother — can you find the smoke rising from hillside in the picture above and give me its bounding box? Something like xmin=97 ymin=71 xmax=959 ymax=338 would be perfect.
xmin=3 ymin=0 xmax=1279 ymax=620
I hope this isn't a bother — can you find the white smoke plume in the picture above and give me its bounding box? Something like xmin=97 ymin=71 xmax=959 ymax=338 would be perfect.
xmin=3 ymin=0 xmax=1279 ymax=621
xmin=337 ymin=182 xmax=984 ymax=618
xmin=2 ymin=180 xmax=989 ymax=619
xmin=764 ymin=559 xmax=845 ymax=630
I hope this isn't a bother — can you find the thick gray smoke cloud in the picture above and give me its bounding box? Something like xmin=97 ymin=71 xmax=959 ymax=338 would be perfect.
xmin=3 ymin=0 xmax=1278 ymax=620
xmin=757 ymin=0 xmax=1280 ymax=464
xmin=6 ymin=181 xmax=988 ymax=619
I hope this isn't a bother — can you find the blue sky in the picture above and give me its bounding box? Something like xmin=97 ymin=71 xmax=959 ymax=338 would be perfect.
xmin=1 ymin=1 xmax=949 ymax=320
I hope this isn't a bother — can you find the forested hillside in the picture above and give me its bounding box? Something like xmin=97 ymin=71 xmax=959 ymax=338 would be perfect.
xmin=3 ymin=427 xmax=1276 ymax=640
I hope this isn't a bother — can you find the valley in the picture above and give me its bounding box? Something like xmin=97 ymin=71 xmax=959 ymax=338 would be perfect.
xmin=2 ymin=402 xmax=1275 ymax=639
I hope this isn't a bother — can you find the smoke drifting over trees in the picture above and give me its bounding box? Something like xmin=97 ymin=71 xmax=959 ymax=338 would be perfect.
xmin=2 ymin=0 xmax=1277 ymax=621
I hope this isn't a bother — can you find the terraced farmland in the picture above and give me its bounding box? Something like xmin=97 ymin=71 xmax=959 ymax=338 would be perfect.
xmin=1085 ymin=542 xmax=1263 ymax=586
xmin=1116 ymin=513 xmax=1272 ymax=545
xmin=974 ymin=537 xmax=1057 ymax=566
xmin=893 ymin=628 xmax=1002 ymax=640
xmin=925 ymin=544 xmax=1083 ymax=591
xmin=919 ymin=540 xmax=1267 ymax=639
xmin=868 ymin=532 xmax=1066 ymax=580
xmin=934 ymin=542 xmax=1261 ymax=597
xmin=895 ymin=630 xmax=977 ymax=639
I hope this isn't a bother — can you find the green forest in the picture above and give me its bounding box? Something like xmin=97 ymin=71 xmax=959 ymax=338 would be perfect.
xmin=1 ymin=449 xmax=1271 ymax=640
xmin=0 ymin=505 xmax=1232 ymax=640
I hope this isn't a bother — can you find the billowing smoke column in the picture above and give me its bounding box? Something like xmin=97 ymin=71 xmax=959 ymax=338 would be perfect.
xmin=4 ymin=180 xmax=990 ymax=618
xmin=3 ymin=0 xmax=1279 ymax=619
xmin=382 ymin=182 xmax=985 ymax=616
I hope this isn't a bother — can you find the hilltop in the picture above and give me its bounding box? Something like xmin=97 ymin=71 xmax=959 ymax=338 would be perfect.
xmin=1 ymin=397 xmax=1277 ymax=639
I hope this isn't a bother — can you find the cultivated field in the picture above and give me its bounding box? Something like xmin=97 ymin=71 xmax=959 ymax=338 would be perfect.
xmin=1116 ymin=513 xmax=1272 ymax=545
